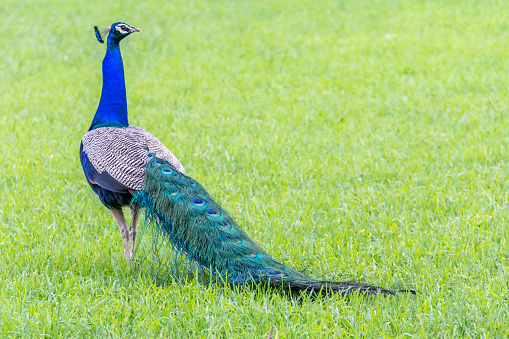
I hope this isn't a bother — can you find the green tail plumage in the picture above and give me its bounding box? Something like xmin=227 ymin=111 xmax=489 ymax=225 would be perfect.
xmin=133 ymin=156 xmax=410 ymax=296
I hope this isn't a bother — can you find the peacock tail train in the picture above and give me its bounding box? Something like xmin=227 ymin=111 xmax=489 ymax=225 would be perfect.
xmin=133 ymin=156 xmax=403 ymax=296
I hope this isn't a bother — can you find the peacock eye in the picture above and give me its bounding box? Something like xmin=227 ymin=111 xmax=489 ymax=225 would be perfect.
xmin=207 ymin=209 xmax=219 ymax=217
xmin=192 ymin=198 xmax=204 ymax=206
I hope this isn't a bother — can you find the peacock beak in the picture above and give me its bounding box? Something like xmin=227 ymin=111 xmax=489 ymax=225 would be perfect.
xmin=129 ymin=26 xmax=141 ymax=33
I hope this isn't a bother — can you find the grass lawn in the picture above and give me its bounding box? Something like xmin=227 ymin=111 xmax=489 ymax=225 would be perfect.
xmin=1 ymin=0 xmax=509 ymax=337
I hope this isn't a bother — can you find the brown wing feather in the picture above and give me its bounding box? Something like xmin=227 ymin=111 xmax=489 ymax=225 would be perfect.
xmin=81 ymin=126 xmax=185 ymax=191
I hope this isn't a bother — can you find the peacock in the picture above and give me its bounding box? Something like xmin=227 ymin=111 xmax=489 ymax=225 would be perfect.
xmin=80 ymin=22 xmax=412 ymax=296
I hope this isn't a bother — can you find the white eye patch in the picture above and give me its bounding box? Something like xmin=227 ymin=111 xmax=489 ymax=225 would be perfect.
xmin=115 ymin=25 xmax=130 ymax=34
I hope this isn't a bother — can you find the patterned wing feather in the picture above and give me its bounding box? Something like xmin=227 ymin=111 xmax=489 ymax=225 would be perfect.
xmin=81 ymin=126 xmax=185 ymax=191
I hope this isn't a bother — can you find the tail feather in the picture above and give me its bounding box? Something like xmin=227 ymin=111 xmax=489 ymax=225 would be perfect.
xmin=133 ymin=157 xmax=412 ymax=296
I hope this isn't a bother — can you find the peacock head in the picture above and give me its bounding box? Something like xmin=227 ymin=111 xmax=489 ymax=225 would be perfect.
xmin=94 ymin=22 xmax=141 ymax=45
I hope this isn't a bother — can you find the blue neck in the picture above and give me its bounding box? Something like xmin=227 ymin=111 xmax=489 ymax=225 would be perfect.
xmin=89 ymin=40 xmax=129 ymax=130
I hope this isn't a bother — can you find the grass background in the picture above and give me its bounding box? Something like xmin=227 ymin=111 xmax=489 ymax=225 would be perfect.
xmin=1 ymin=0 xmax=509 ymax=337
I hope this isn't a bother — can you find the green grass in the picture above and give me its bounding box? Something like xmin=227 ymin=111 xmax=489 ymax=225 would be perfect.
xmin=1 ymin=0 xmax=509 ymax=337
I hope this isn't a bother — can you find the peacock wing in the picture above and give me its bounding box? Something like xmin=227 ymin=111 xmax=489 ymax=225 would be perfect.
xmin=81 ymin=126 xmax=185 ymax=192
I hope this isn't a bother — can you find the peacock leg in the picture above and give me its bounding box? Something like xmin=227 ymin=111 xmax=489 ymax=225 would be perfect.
xmin=110 ymin=209 xmax=131 ymax=261
xmin=129 ymin=204 xmax=141 ymax=256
